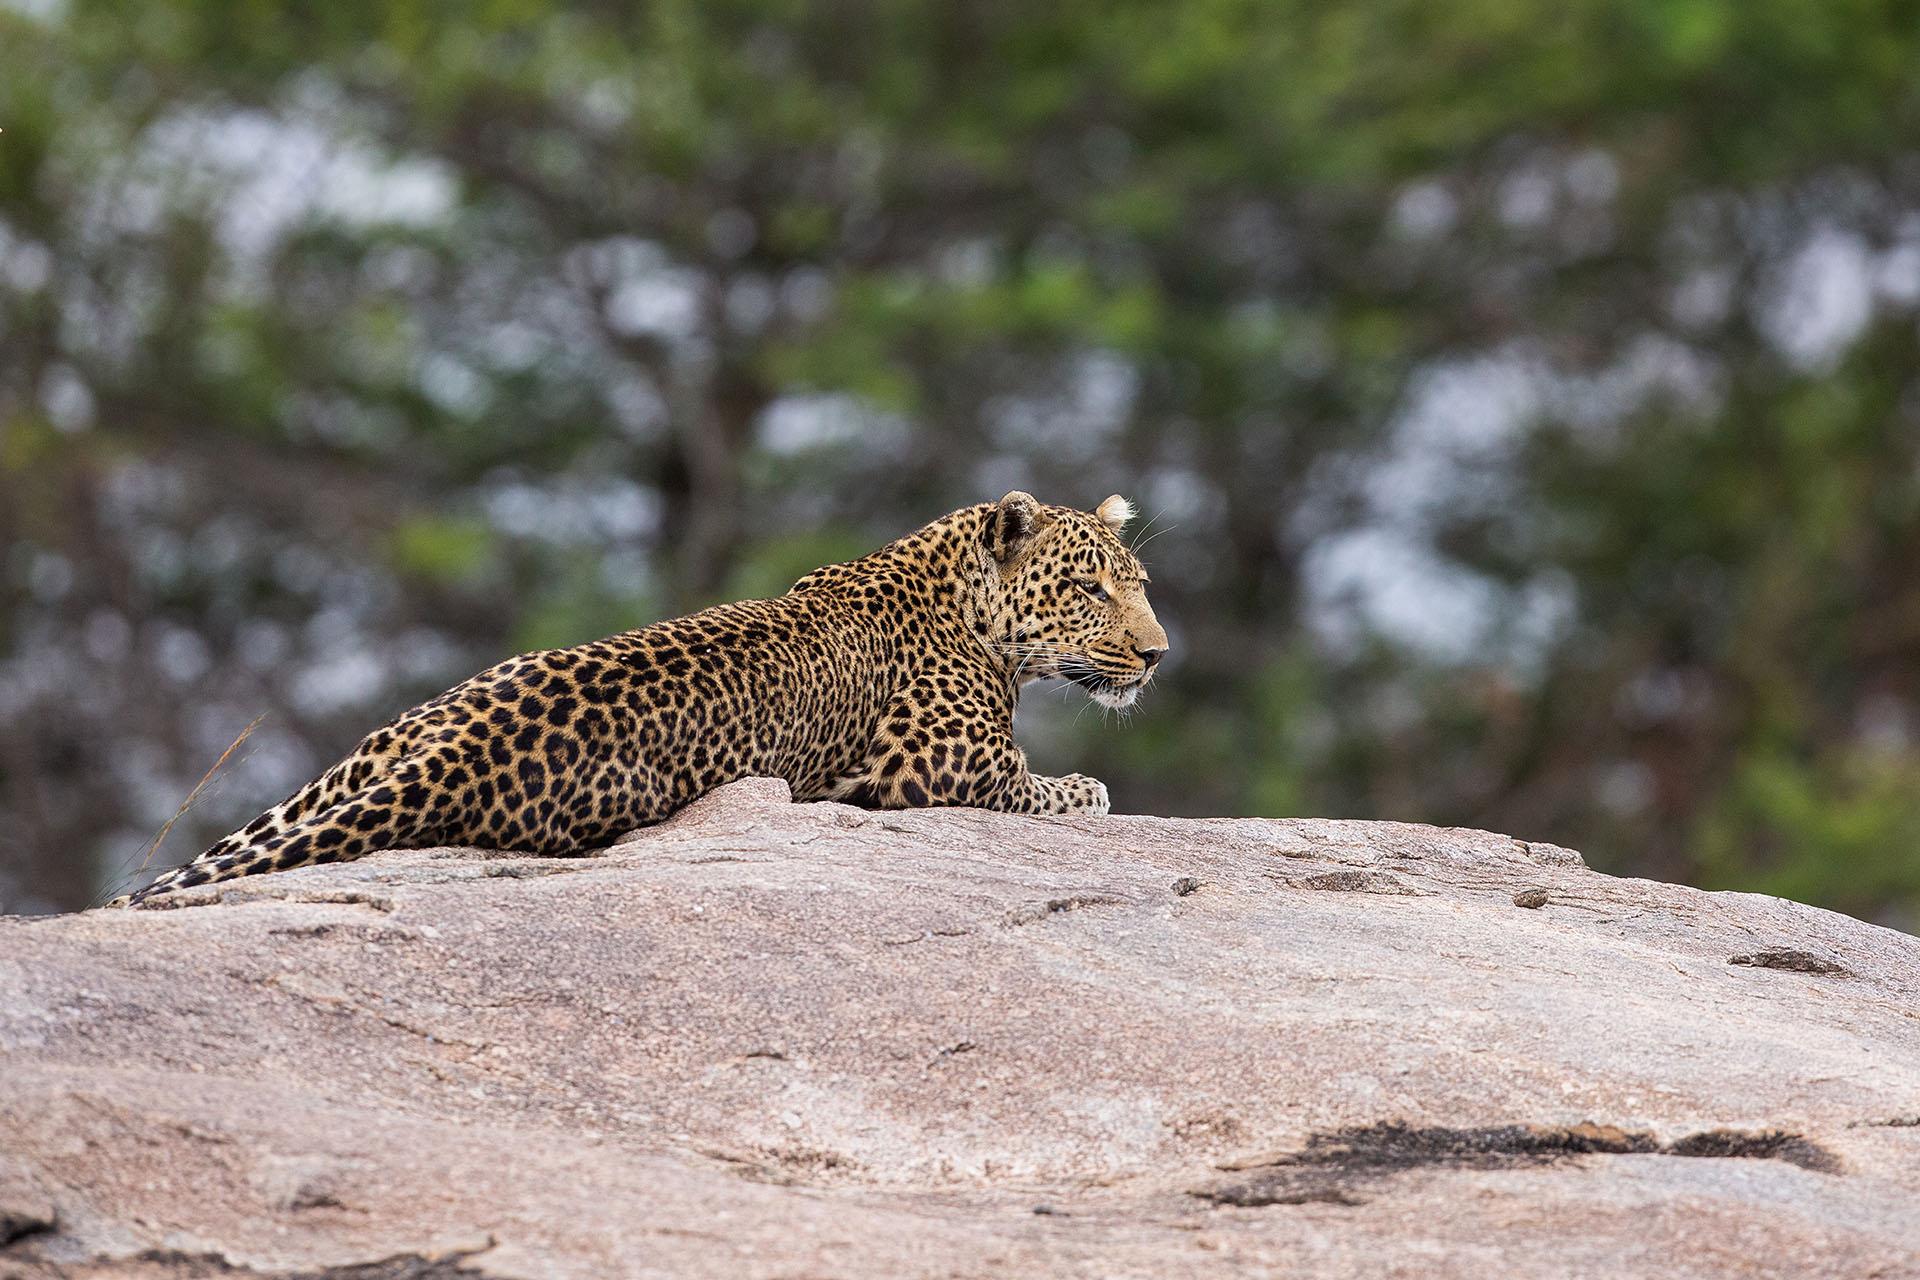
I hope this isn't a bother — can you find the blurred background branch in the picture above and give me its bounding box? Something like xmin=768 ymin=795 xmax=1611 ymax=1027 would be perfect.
xmin=3 ymin=0 xmax=1920 ymax=928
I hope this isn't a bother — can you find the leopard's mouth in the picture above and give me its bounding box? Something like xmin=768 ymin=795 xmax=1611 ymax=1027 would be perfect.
xmin=1058 ymin=660 xmax=1152 ymax=709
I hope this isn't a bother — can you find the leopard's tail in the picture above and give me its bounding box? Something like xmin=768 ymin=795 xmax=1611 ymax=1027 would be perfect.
xmin=111 ymin=760 xmax=432 ymax=907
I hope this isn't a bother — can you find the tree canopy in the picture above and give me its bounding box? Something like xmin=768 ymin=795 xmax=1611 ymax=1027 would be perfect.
xmin=4 ymin=0 xmax=1920 ymax=926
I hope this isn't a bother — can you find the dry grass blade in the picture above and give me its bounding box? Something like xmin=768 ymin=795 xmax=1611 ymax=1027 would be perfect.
xmin=98 ymin=715 xmax=264 ymax=906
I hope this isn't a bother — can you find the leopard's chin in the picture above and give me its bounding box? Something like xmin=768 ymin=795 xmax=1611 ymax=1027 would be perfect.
xmin=1053 ymin=659 xmax=1149 ymax=709
xmin=1084 ymin=669 xmax=1150 ymax=709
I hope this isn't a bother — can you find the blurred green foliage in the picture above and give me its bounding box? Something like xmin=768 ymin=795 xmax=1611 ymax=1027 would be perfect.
xmin=3 ymin=0 xmax=1920 ymax=927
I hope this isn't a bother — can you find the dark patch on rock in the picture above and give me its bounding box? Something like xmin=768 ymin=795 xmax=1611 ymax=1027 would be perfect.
xmin=1170 ymin=877 xmax=1202 ymax=897
xmin=61 ymin=1247 xmax=493 ymax=1278
xmin=1512 ymin=888 xmax=1551 ymax=909
xmin=1282 ymin=870 xmax=1421 ymax=896
xmin=268 ymin=923 xmax=340 ymax=939
xmin=1208 ymin=1183 xmax=1368 ymax=1208
xmin=1730 ymin=949 xmax=1849 ymax=975
xmin=286 ymin=890 xmax=396 ymax=912
xmin=1002 ymin=894 xmax=1126 ymax=926
xmin=702 ymin=1144 xmax=862 ymax=1187
xmin=292 ymin=1248 xmax=491 ymax=1279
xmin=480 ymin=863 xmax=585 ymax=881
xmin=1665 ymin=1129 xmax=1842 ymax=1173
xmin=0 ymin=1203 xmax=56 ymax=1249
xmin=931 ymin=1040 xmax=978 ymax=1063
xmin=1171 ymin=1112 xmax=1245 ymax=1143
xmin=1197 ymin=1121 xmax=1840 ymax=1207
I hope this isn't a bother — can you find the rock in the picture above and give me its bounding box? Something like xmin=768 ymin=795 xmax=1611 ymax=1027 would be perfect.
xmin=1729 ymin=948 xmax=1851 ymax=976
xmin=2 ymin=779 xmax=1917 ymax=1279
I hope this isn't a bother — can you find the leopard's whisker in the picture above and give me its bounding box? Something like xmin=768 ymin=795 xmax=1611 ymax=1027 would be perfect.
xmin=1128 ymin=509 xmax=1165 ymax=551
xmin=1130 ymin=521 xmax=1176 ymax=553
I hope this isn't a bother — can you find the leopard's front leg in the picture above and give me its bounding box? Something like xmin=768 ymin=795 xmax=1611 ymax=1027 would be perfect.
xmin=831 ymin=676 xmax=1111 ymax=816
xmin=1022 ymin=770 xmax=1111 ymax=816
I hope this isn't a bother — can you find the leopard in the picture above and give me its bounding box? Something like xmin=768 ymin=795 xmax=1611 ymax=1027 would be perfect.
xmin=113 ymin=492 xmax=1168 ymax=905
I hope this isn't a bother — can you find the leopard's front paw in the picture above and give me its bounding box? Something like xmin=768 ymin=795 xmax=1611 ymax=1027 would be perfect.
xmin=1062 ymin=773 xmax=1111 ymax=816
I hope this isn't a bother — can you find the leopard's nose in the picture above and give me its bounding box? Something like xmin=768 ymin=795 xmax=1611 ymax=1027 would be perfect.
xmin=1134 ymin=645 xmax=1167 ymax=669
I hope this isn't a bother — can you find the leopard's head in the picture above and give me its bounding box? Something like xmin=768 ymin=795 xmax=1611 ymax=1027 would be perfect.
xmin=984 ymin=491 xmax=1169 ymax=708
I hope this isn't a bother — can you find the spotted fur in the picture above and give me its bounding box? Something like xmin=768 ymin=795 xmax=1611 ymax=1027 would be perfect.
xmin=114 ymin=493 xmax=1168 ymax=905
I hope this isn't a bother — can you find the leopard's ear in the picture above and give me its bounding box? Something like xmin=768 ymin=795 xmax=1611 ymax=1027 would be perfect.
xmin=986 ymin=491 xmax=1043 ymax=565
xmin=1094 ymin=494 xmax=1135 ymax=534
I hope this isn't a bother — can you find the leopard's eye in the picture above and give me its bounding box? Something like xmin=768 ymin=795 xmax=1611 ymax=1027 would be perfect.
xmin=1075 ymin=578 xmax=1109 ymax=601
